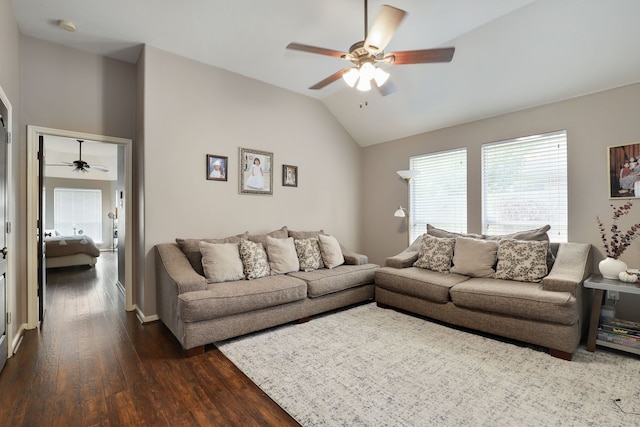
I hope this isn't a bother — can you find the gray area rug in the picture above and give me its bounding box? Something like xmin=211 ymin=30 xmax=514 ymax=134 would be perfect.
xmin=217 ymin=303 xmax=640 ymax=426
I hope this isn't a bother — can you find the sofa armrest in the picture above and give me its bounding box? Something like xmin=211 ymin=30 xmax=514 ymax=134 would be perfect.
xmin=541 ymin=242 xmax=592 ymax=295
xmin=155 ymin=243 xmax=207 ymax=294
xmin=340 ymin=245 xmax=369 ymax=265
xmin=384 ymin=236 xmax=423 ymax=268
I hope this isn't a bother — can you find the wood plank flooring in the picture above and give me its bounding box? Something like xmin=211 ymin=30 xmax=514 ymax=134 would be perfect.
xmin=0 ymin=252 xmax=299 ymax=426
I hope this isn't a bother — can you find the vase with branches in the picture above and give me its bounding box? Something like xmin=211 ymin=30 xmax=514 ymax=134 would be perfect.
xmin=596 ymin=201 xmax=640 ymax=279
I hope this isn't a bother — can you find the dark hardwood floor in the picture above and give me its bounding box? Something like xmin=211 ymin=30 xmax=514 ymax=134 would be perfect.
xmin=0 ymin=252 xmax=299 ymax=426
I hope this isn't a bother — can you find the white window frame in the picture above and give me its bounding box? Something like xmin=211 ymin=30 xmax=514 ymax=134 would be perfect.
xmin=481 ymin=130 xmax=568 ymax=242
xmin=409 ymin=148 xmax=467 ymax=243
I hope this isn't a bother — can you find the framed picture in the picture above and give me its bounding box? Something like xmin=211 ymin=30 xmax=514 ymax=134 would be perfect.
xmin=206 ymin=154 xmax=228 ymax=181
xmin=282 ymin=165 xmax=298 ymax=187
xmin=239 ymin=148 xmax=273 ymax=195
xmin=608 ymin=142 xmax=640 ymax=199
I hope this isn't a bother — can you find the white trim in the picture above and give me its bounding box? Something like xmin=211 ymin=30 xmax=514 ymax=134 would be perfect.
xmin=135 ymin=305 xmax=160 ymax=324
xmin=0 ymin=84 xmax=14 ymax=357
xmin=27 ymin=126 xmax=135 ymax=330
xmin=11 ymin=323 xmax=26 ymax=355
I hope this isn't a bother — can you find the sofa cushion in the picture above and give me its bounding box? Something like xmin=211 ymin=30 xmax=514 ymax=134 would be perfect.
xmin=427 ymin=224 xmax=483 ymax=240
xmin=318 ymin=234 xmax=345 ymax=269
xmin=294 ymin=238 xmax=324 ymax=271
xmin=288 ymin=264 xmax=378 ymax=298
xmin=266 ymin=236 xmax=300 ymax=275
xmin=375 ymin=267 xmax=469 ymax=304
xmin=494 ymin=239 xmax=548 ymax=283
xmin=288 ymin=229 xmax=326 ymax=240
xmin=200 ymin=242 xmax=245 ymax=284
xmin=247 ymin=226 xmax=288 ymax=247
xmin=413 ymin=235 xmax=455 ymax=273
xmin=176 ymin=232 xmax=248 ymax=276
xmin=450 ymin=278 xmax=577 ymax=325
xmin=178 ymin=275 xmax=307 ymax=323
xmin=239 ymin=239 xmax=270 ymax=280
xmin=450 ymin=237 xmax=498 ymax=278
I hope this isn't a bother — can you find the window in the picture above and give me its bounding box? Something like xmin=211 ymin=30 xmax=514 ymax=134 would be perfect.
xmin=409 ymin=148 xmax=467 ymax=243
xmin=481 ymin=130 xmax=567 ymax=242
xmin=54 ymin=188 xmax=103 ymax=242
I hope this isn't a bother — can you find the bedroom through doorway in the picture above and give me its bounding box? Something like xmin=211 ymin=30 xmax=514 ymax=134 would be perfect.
xmin=26 ymin=126 xmax=134 ymax=329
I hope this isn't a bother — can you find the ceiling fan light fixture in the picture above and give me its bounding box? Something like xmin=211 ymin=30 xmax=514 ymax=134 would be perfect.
xmin=356 ymin=76 xmax=372 ymax=92
xmin=373 ymin=67 xmax=390 ymax=87
xmin=342 ymin=68 xmax=359 ymax=87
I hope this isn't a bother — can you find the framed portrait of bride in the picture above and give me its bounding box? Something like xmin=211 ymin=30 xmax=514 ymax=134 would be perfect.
xmin=239 ymin=147 xmax=273 ymax=195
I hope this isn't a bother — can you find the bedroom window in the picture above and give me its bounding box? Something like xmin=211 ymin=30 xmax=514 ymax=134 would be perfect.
xmin=409 ymin=148 xmax=467 ymax=243
xmin=481 ymin=130 xmax=567 ymax=242
xmin=54 ymin=188 xmax=103 ymax=242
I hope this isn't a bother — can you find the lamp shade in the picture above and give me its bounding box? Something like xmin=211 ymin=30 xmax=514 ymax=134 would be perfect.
xmin=342 ymin=68 xmax=359 ymax=87
xmin=394 ymin=206 xmax=406 ymax=217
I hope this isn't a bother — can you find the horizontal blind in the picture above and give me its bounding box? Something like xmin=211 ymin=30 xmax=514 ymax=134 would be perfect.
xmin=54 ymin=188 xmax=103 ymax=242
xmin=410 ymin=148 xmax=467 ymax=243
xmin=481 ymin=130 xmax=567 ymax=242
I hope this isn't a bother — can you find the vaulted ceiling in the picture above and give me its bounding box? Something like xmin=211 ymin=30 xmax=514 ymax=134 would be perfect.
xmin=12 ymin=0 xmax=640 ymax=146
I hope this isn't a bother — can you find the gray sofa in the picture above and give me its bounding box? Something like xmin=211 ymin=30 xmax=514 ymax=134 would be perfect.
xmin=155 ymin=227 xmax=378 ymax=355
xmin=375 ymin=226 xmax=592 ymax=360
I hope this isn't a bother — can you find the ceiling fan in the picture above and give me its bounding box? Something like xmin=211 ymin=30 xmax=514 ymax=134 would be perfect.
xmin=286 ymin=0 xmax=455 ymax=95
xmin=47 ymin=140 xmax=110 ymax=173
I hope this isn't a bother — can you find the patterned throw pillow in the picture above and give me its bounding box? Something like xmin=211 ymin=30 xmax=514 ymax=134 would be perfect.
xmin=413 ymin=234 xmax=455 ymax=273
xmin=239 ymin=239 xmax=270 ymax=280
xmin=494 ymin=239 xmax=548 ymax=282
xmin=294 ymin=238 xmax=325 ymax=272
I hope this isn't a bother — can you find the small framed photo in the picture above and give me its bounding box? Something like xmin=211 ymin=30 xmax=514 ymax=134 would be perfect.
xmin=206 ymin=155 xmax=228 ymax=181
xmin=608 ymin=142 xmax=640 ymax=198
xmin=240 ymin=148 xmax=273 ymax=195
xmin=283 ymin=165 xmax=298 ymax=187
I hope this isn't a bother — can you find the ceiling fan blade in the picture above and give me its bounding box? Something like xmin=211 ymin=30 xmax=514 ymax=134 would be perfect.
xmin=364 ymin=5 xmax=406 ymax=54
xmin=385 ymin=47 xmax=455 ymax=65
xmin=286 ymin=42 xmax=346 ymax=59
xmin=309 ymin=67 xmax=352 ymax=90
xmin=375 ymin=78 xmax=397 ymax=97
xmin=90 ymin=165 xmax=110 ymax=172
xmin=46 ymin=162 xmax=74 ymax=166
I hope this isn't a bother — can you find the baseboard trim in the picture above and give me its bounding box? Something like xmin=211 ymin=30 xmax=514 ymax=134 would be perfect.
xmin=135 ymin=305 xmax=160 ymax=324
xmin=11 ymin=323 xmax=27 ymax=357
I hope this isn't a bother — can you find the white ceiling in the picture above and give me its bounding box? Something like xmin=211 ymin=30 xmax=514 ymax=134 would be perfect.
xmin=12 ymin=0 xmax=640 ymax=146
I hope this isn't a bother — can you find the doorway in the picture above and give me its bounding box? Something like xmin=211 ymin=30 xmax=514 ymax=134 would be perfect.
xmin=0 ymin=87 xmax=11 ymax=371
xmin=26 ymin=126 xmax=134 ymax=329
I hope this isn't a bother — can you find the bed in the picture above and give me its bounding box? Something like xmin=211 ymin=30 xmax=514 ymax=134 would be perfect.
xmin=45 ymin=234 xmax=101 ymax=268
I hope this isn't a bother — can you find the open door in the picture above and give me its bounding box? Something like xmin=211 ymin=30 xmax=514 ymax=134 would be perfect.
xmin=0 ymin=116 xmax=8 ymax=372
xmin=37 ymin=135 xmax=46 ymax=323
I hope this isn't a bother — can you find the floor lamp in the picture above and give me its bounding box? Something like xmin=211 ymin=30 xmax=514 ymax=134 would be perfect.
xmin=395 ymin=169 xmax=419 ymax=246
xmin=107 ymin=212 xmax=116 ymax=251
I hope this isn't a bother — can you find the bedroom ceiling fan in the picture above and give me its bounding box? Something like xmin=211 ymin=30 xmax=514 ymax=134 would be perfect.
xmin=47 ymin=140 xmax=110 ymax=173
xmin=286 ymin=0 xmax=455 ymax=95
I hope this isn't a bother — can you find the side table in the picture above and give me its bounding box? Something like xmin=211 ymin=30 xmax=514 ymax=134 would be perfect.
xmin=584 ymin=274 xmax=640 ymax=355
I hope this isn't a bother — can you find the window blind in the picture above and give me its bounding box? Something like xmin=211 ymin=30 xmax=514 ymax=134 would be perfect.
xmin=409 ymin=148 xmax=467 ymax=243
xmin=54 ymin=188 xmax=103 ymax=242
xmin=481 ymin=130 xmax=567 ymax=242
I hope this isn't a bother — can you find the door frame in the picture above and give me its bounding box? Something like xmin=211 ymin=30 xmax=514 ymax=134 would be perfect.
xmin=26 ymin=126 xmax=134 ymax=328
xmin=0 ymin=85 xmax=13 ymax=356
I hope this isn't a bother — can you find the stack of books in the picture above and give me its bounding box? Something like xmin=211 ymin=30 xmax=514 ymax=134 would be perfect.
xmin=598 ymin=318 xmax=640 ymax=349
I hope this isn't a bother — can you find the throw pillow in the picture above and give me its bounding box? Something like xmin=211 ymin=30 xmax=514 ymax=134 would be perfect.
xmin=494 ymin=239 xmax=548 ymax=283
xmin=238 ymin=239 xmax=271 ymax=280
xmin=294 ymin=238 xmax=324 ymax=271
xmin=288 ymin=229 xmax=326 ymax=240
xmin=413 ymin=234 xmax=455 ymax=273
xmin=318 ymin=234 xmax=345 ymax=269
xmin=483 ymin=225 xmax=555 ymax=270
xmin=450 ymin=237 xmax=498 ymax=278
xmin=266 ymin=236 xmax=300 ymax=275
xmin=176 ymin=232 xmax=248 ymax=276
xmin=199 ymin=241 xmax=245 ymax=284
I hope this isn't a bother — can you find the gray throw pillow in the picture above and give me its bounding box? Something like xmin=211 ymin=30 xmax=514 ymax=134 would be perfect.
xmin=248 ymin=226 xmax=288 ymax=247
xmin=266 ymin=236 xmax=300 ymax=275
xmin=176 ymin=232 xmax=248 ymax=276
xmin=318 ymin=234 xmax=345 ymax=269
xmin=450 ymin=237 xmax=498 ymax=278
xmin=199 ymin=241 xmax=245 ymax=284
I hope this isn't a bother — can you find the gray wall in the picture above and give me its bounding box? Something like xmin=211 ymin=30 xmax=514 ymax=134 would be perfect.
xmin=137 ymin=46 xmax=363 ymax=316
xmin=362 ymin=82 xmax=640 ymax=319
xmin=0 ymin=0 xmax=23 ymax=347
